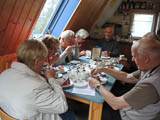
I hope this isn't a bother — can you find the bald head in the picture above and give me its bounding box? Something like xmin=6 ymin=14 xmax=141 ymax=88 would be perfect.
xmin=137 ymin=33 xmax=160 ymax=54
xmin=142 ymin=32 xmax=160 ymax=42
xmin=131 ymin=33 xmax=160 ymax=70
xmin=132 ymin=38 xmax=160 ymax=56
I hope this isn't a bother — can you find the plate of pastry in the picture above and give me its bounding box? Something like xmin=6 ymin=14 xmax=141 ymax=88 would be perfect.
xmin=93 ymin=73 xmax=108 ymax=84
xmin=61 ymin=78 xmax=73 ymax=88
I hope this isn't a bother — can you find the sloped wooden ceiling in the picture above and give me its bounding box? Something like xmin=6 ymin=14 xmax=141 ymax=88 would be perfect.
xmin=0 ymin=0 xmax=46 ymax=56
xmin=65 ymin=0 xmax=109 ymax=32
xmin=0 ymin=0 xmax=109 ymax=56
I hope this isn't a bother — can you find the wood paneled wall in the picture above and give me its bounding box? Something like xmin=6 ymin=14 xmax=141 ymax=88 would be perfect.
xmin=65 ymin=0 xmax=109 ymax=32
xmin=0 ymin=0 xmax=110 ymax=56
xmin=0 ymin=0 xmax=46 ymax=56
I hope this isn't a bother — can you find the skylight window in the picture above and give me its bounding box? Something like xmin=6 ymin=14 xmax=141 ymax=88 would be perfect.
xmin=31 ymin=0 xmax=60 ymax=38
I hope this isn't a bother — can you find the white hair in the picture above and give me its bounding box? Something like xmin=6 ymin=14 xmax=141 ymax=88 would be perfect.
xmin=75 ymin=29 xmax=89 ymax=39
xmin=60 ymin=30 xmax=75 ymax=41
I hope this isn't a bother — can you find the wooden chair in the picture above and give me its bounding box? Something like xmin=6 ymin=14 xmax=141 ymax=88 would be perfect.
xmin=0 ymin=109 xmax=16 ymax=120
xmin=0 ymin=53 xmax=17 ymax=73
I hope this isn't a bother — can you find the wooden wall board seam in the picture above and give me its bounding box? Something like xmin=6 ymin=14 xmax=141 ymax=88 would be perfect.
xmin=6 ymin=0 xmax=26 ymax=53
xmin=0 ymin=0 xmax=17 ymax=53
xmin=8 ymin=0 xmax=28 ymax=53
xmin=10 ymin=0 xmax=35 ymax=53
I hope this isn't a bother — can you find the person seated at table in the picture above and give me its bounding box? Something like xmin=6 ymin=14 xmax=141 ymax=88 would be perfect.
xmin=75 ymin=29 xmax=89 ymax=56
xmin=42 ymin=35 xmax=60 ymax=66
xmin=0 ymin=39 xmax=75 ymax=120
xmin=88 ymin=32 xmax=160 ymax=120
xmin=98 ymin=27 xmax=119 ymax=57
xmin=56 ymin=30 xmax=79 ymax=65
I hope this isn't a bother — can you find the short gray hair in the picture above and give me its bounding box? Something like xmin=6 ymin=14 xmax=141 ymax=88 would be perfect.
xmin=60 ymin=30 xmax=75 ymax=41
xmin=75 ymin=29 xmax=89 ymax=39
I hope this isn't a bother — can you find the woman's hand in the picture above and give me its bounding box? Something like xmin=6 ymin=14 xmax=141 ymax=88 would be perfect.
xmin=49 ymin=53 xmax=59 ymax=65
xmin=45 ymin=68 xmax=56 ymax=80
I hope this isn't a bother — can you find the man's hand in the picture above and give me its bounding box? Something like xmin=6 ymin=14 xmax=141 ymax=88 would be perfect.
xmin=102 ymin=51 xmax=111 ymax=56
xmin=64 ymin=46 xmax=72 ymax=54
xmin=88 ymin=77 xmax=100 ymax=88
xmin=79 ymin=50 xmax=86 ymax=56
xmin=91 ymin=67 xmax=104 ymax=77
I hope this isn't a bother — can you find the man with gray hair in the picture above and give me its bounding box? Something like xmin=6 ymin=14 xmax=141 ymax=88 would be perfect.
xmin=88 ymin=32 xmax=160 ymax=120
xmin=55 ymin=30 xmax=79 ymax=65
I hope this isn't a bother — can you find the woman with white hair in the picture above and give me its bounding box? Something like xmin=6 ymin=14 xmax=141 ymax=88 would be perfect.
xmin=75 ymin=29 xmax=89 ymax=56
xmin=0 ymin=39 xmax=72 ymax=120
xmin=54 ymin=30 xmax=79 ymax=65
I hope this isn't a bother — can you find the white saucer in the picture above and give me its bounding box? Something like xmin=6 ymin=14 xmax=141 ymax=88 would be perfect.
xmin=99 ymin=77 xmax=108 ymax=83
xmin=70 ymin=60 xmax=81 ymax=64
xmin=73 ymin=81 xmax=88 ymax=88
xmin=101 ymin=56 xmax=110 ymax=59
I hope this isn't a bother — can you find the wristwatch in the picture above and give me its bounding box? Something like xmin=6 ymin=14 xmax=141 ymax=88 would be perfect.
xmin=95 ymin=83 xmax=101 ymax=90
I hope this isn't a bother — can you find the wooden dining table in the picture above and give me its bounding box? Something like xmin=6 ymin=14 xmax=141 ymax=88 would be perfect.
xmin=63 ymin=56 xmax=123 ymax=120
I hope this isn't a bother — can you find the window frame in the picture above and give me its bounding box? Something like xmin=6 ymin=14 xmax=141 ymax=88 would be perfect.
xmin=130 ymin=10 xmax=157 ymax=39
xmin=43 ymin=0 xmax=80 ymax=38
xmin=31 ymin=0 xmax=80 ymax=39
xmin=43 ymin=0 xmax=64 ymax=34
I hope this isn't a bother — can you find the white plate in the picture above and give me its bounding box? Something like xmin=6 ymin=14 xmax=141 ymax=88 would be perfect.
xmin=70 ymin=60 xmax=81 ymax=64
xmin=114 ymin=66 xmax=120 ymax=71
xmin=85 ymin=56 xmax=91 ymax=59
xmin=73 ymin=81 xmax=88 ymax=88
xmin=101 ymin=56 xmax=110 ymax=59
xmin=99 ymin=77 xmax=108 ymax=83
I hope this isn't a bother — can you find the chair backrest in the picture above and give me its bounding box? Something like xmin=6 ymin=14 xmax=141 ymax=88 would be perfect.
xmin=0 ymin=53 xmax=17 ymax=73
xmin=0 ymin=109 xmax=16 ymax=120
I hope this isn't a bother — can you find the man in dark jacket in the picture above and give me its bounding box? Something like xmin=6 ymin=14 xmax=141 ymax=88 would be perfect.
xmin=99 ymin=27 xmax=119 ymax=57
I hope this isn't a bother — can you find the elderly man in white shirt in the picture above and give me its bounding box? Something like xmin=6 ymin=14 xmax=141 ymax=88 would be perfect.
xmin=54 ymin=30 xmax=79 ymax=66
xmin=0 ymin=39 xmax=75 ymax=120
